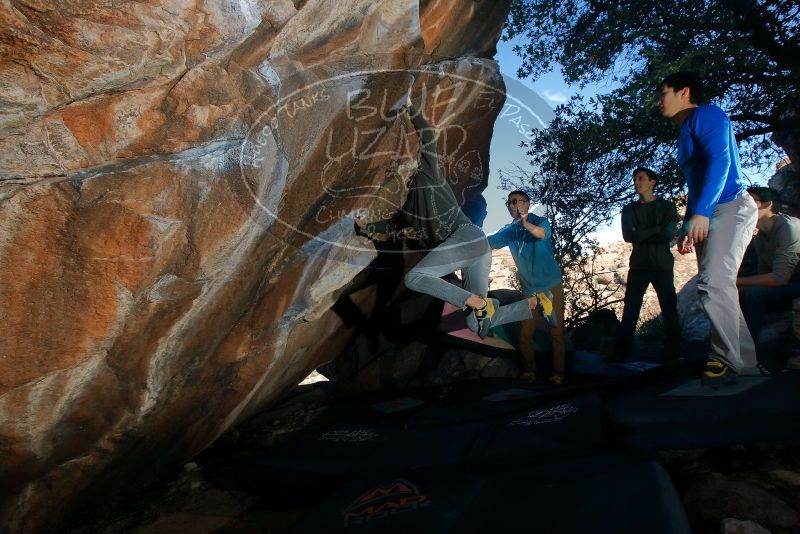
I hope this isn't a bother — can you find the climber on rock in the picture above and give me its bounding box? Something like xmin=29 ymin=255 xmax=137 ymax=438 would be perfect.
xmin=354 ymin=87 xmax=537 ymax=337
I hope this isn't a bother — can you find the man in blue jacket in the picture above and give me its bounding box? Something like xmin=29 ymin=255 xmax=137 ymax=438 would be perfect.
xmin=489 ymin=191 xmax=565 ymax=384
xmin=659 ymin=72 xmax=760 ymax=381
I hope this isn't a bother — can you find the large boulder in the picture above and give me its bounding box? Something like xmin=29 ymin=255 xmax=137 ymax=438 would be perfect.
xmin=0 ymin=1 xmax=510 ymax=531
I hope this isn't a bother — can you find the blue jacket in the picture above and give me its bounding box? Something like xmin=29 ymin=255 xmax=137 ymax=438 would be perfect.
xmin=678 ymin=104 xmax=745 ymax=220
xmin=488 ymin=214 xmax=562 ymax=295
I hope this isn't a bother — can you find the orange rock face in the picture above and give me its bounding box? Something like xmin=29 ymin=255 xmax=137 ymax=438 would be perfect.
xmin=0 ymin=1 xmax=509 ymax=530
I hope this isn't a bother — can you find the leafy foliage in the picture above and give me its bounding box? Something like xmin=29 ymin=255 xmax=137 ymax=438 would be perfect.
xmin=501 ymin=0 xmax=799 ymax=324
xmin=504 ymin=0 xmax=800 ymax=262
xmin=561 ymin=253 xmax=625 ymax=328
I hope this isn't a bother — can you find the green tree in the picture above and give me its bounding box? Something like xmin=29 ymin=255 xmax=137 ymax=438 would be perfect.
xmin=500 ymin=0 xmax=798 ymax=326
xmin=504 ymin=0 xmax=800 ymax=262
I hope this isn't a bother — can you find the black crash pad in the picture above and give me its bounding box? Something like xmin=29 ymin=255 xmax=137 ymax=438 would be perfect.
xmin=230 ymin=393 xmax=487 ymax=502
xmin=607 ymin=372 xmax=800 ymax=450
xmin=292 ymin=453 xmax=691 ymax=534
xmin=232 ymin=385 xmax=611 ymax=501
xmin=467 ymin=393 xmax=609 ymax=467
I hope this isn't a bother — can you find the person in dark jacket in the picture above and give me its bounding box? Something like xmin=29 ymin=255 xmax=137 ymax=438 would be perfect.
xmin=614 ymin=167 xmax=680 ymax=360
xmin=355 ymin=91 xmax=536 ymax=336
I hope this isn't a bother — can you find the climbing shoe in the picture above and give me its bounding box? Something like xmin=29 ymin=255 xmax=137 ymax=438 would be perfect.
xmin=474 ymin=298 xmax=495 ymax=321
xmin=466 ymin=297 xmax=497 ymax=338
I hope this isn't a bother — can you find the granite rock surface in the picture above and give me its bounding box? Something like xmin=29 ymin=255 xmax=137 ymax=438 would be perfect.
xmin=0 ymin=1 xmax=509 ymax=530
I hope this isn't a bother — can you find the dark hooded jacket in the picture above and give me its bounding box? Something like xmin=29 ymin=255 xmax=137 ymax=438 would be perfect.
xmin=356 ymin=105 xmax=470 ymax=249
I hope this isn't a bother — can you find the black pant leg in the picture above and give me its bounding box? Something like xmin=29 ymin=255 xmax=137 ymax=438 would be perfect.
xmin=615 ymin=269 xmax=651 ymax=358
xmin=651 ymin=269 xmax=681 ymax=357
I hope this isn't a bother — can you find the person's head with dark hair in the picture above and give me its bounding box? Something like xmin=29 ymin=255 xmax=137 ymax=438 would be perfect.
xmin=632 ymin=167 xmax=658 ymax=185
xmin=660 ymin=72 xmax=702 ymax=102
xmin=747 ymin=186 xmax=781 ymax=214
xmin=505 ymin=190 xmax=531 ymax=220
xmin=461 ymin=194 xmax=488 ymax=227
xmin=506 ymin=190 xmax=530 ymax=203
xmin=632 ymin=167 xmax=658 ymax=200
xmin=658 ymin=71 xmax=701 ymax=120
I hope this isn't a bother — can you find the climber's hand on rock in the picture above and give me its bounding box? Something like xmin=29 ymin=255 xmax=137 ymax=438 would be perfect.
xmin=399 ymin=226 xmax=417 ymax=239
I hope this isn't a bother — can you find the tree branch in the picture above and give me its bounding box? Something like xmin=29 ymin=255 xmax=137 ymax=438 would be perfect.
xmin=737 ymin=126 xmax=779 ymax=140
xmin=722 ymin=0 xmax=800 ymax=74
xmin=733 ymin=117 xmax=800 ymax=139
xmin=730 ymin=113 xmax=776 ymax=124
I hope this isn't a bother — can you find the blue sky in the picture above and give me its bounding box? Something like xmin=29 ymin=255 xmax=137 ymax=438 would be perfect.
xmin=485 ymin=35 xmax=623 ymax=242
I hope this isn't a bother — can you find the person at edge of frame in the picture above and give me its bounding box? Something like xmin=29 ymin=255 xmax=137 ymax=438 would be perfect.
xmin=737 ymin=186 xmax=800 ymax=371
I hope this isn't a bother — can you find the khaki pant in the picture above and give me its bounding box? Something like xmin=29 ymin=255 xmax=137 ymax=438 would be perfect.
xmin=518 ymin=283 xmax=566 ymax=378
xmin=695 ymin=192 xmax=758 ymax=372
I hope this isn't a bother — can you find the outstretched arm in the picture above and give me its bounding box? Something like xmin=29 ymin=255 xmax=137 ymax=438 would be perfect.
xmin=354 ymin=216 xmax=394 ymax=241
xmin=354 ymin=215 xmax=416 ymax=243
xmin=487 ymin=227 xmax=510 ymax=249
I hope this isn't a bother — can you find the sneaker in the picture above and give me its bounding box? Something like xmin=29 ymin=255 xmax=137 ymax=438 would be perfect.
xmin=549 ymin=375 xmax=564 ymax=386
xmin=702 ymin=360 xmax=736 ymax=387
